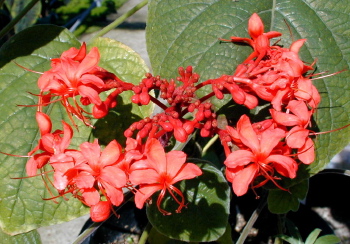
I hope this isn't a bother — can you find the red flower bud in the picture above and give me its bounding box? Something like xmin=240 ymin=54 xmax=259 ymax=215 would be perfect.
xmin=90 ymin=201 xmax=111 ymax=222
xmin=174 ymin=127 xmax=188 ymax=143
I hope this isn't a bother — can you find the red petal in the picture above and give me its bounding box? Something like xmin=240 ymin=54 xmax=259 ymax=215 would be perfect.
xmin=129 ymin=168 xmax=159 ymax=185
xmin=36 ymin=112 xmax=52 ymax=135
xmin=145 ymin=138 xmax=166 ymax=172
xmin=248 ymin=13 xmax=264 ymax=40
xmin=267 ymin=155 xmax=298 ymax=178
xmin=230 ymin=164 xmax=258 ymax=196
xmin=100 ymin=165 xmax=126 ymax=188
xmin=99 ymin=140 xmax=122 ymax=167
xmin=224 ymin=150 xmax=255 ymax=168
xmin=172 ymin=163 xmax=202 ymax=184
xmin=237 ymin=115 xmax=260 ymax=154
xmin=134 ymin=184 xmax=162 ymax=209
xmin=82 ymin=188 xmax=100 ymax=206
xmin=165 ymin=151 xmax=187 ymax=177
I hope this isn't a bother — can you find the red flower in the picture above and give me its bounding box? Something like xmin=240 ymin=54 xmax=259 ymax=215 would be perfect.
xmin=129 ymin=138 xmax=202 ymax=215
xmin=270 ymin=100 xmax=315 ymax=164
xmin=26 ymin=112 xmax=74 ymax=177
xmin=37 ymin=43 xmax=132 ymax=125
xmin=66 ymin=139 xmax=127 ymax=208
xmin=224 ymin=115 xmax=298 ymax=196
xmin=221 ymin=13 xmax=281 ymax=66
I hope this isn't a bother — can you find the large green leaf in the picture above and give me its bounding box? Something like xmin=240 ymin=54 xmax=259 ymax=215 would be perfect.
xmin=88 ymin=37 xmax=153 ymax=146
xmin=146 ymin=160 xmax=230 ymax=242
xmin=146 ymin=0 xmax=350 ymax=177
xmin=0 ymin=227 xmax=41 ymax=244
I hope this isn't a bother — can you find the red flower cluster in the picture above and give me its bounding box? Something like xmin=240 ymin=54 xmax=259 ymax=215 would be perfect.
xmin=218 ymin=13 xmax=321 ymax=196
xmin=36 ymin=42 xmax=133 ymax=127
xmin=11 ymin=12 xmax=341 ymax=223
xmin=27 ymin=112 xmax=202 ymax=221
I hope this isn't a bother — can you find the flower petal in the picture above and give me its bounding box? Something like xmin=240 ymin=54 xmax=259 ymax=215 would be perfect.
xmin=224 ymin=150 xmax=255 ymax=168
xmin=99 ymin=140 xmax=122 ymax=167
xmin=230 ymin=164 xmax=258 ymax=196
xmin=267 ymin=155 xmax=298 ymax=178
xmin=145 ymin=138 xmax=166 ymax=172
xmin=172 ymin=163 xmax=202 ymax=184
xmin=129 ymin=168 xmax=159 ymax=185
xmin=134 ymin=184 xmax=162 ymax=209
xmin=237 ymin=115 xmax=260 ymax=154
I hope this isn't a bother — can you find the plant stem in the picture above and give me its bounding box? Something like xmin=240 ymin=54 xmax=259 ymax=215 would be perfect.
xmin=0 ymin=0 xmax=40 ymax=40
xmin=90 ymin=0 xmax=148 ymax=42
xmin=201 ymin=134 xmax=218 ymax=157
xmin=139 ymin=222 xmax=152 ymax=244
xmin=236 ymin=193 xmax=267 ymax=244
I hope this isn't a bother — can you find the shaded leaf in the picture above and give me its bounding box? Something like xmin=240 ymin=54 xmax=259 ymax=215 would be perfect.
xmin=305 ymin=228 xmax=322 ymax=244
xmin=267 ymin=179 xmax=308 ymax=214
xmin=146 ymin=159 xmax=230 ymax=242
xmin=5 ymin=0 xmax=41 ymax=33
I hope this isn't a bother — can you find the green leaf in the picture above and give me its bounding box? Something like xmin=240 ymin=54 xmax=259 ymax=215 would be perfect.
xmin=5 ymin=0 xmax=41 ymax=33
xmin=267 ymin=179 xmax=308 ymax=214
xmin=148 ymin=227 xmax=187 ymax=244
xmin=146 ymin=0 xmax=350 ymax=177
xmin=88 ymin=37 xmax=153 ymax=146
xmin=0 ymin=227 xmax=41 ymax=244
xmin=314 ymin=235 xmax=341 ymax=244
xmin=146 ymin=159 xmax=230 ymax=242
xmin=0 ymin=25 xmax=90 ymax=235
xmin=305 ymin=228 xmax=322 ymax=244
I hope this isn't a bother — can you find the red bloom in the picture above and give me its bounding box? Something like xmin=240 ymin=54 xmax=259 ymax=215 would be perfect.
xmin=66 ymin=139 xmax=127 ymax=208
xmin=221 ymin=13 xmax=281 ymax=66
xmin=224 ymin=115 xmax=298 ymax=196
xmin=129 ymin=138 xmax=202 ymax=215
xmin=26 ymin=112 xmax=74 ymax=177
xmin=270 ymin=100 xmax=315 ymax=164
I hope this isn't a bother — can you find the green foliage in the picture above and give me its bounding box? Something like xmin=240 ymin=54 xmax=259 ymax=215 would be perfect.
xmin=0 ymin=227 xmax=41 ymax=244
xmin=277 ymin=220 xmax=340 ymax=244
xmin=4 ymin=0 xmax=41 ymax=33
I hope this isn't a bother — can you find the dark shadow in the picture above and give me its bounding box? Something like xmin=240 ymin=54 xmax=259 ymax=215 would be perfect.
xmin=92 ymin=95 xmax=143 ymax=146
xmin=0 ymin=25 xmax=69 ymax=68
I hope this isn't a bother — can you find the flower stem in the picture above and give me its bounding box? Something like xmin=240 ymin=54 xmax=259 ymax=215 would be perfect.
xmin=0 ymin=0 xmax=40 ymax=40
xmin=90 ymin=0 xmax=148 ymax=42
xmin=139 ymin=222 xmax=152 ymax=244
xmin=236 ymin=192 xmax=267 ymax=244
xmin=201 ymin=134 xmax=218 ymax=157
